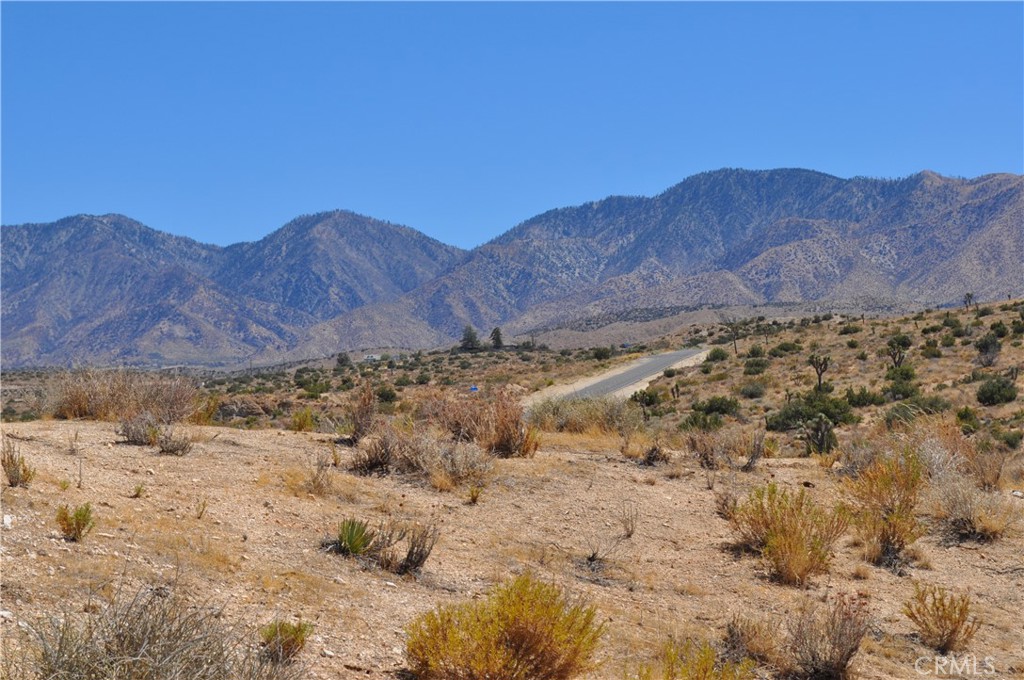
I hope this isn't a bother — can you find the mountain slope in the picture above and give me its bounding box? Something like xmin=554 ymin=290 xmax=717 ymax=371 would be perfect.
xmin=3 ymin=169 xmax=1022 ymax=367
xmin=293 ymin=169 xmax=1023 ymax=359
xmin=1 ymin=212 xmax=465 ymax=366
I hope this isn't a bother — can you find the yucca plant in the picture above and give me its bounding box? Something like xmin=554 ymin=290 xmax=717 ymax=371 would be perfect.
xmin=335 ymin=518 xmax=376 ymax=556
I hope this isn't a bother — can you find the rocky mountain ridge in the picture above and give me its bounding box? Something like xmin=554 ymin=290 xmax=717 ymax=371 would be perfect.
xmin=3 ymin=168 xmax=1022 ymax=367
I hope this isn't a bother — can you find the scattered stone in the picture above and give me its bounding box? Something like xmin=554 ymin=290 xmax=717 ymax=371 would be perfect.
xmin=2 ymin=515 xmax=12 ymax=530
xmin=1012 ymin=490 xmax=1023 ymax=499
xmin=321 ymin=648 xmax=335 ymax=658
xmin=0 ymin=610 xmax=14 ymax=622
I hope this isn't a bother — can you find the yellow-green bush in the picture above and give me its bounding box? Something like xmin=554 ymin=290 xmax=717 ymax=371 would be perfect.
xmin=845 ymin=449 xmax=925 ymax=570
xmin=406 ymin=572 xmax=604 ymax=680
xmin=631 ymin=637 xmax=755 ymax=680
xmin=260 ymin=619 xmax=313 ymax=662
xmin=730 ymin=484 xmax=848 ymax=586
xmin=903 ymin=583 xmax=979 ymax=653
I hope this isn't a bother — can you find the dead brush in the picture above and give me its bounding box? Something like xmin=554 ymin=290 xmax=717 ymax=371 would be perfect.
xmin=2 ymin=438 xmax=36 ymax=488
xmin=428 ymin=396 xmax=483 ymax=442
xmin=373 ymin=518 xmax=440 ymax=575
xmin=723 ymin=614 xmax=783 ymax=668
xmin=526 ymin=396 xmax=644 ymax=434
xmin=687 ymin=431 xmax=726 ymax=470
xmin=929 ymin=473 xmax=1021 ymax=541
xmin=9 ymin=583 xmax=303 ymax=680
xmin=903 ymin=582 xmax=980 ymax=654
xmin=962 ymin=439 xmax=1016 ymax=491
xmin=47 ymin=368 xmax=198 ymax=422
xmin=740 ymin=431 xmax=766 ymax=472
xmin=117 ymin=412 xmax=162 ymax=446
xmin=349 ymin=382 xmax=378 ymax=443
xmin=303 ymin=451 xmax=334 ymax=496
xmin=349 ymin=425 xmax=406 ymax=476
xmin=787 ymin=593 xmax=870 ymax=679
xmin=479 ymin=390 xmax=540 ymax=458
xmin=157 ymin=429 xmax=193 ymax=456
xmin=395 ymin=432 xmax=494 ymax=491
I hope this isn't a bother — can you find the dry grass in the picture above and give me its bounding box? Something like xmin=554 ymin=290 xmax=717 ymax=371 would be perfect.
xmin=527 ymin=396 xmax=643 ymax=435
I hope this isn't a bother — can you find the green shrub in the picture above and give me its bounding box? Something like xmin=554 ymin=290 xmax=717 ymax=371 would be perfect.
xmin=706 ymin=347 xmax=729 ymax=363
xmin=739 ymin=383 xmax=765 ymax=399
xmin=693 ymin=396 xmax=740 ymax=416
xmin=769 ymin=341 xmax=802 ymax=357
xmin=406 ymin=573 xmax=604 ymax=680
xmin=903 ymin=583 xmax=979 ymax=654
xmin=976 ymin=376 xmax=1017 ymax=406
xmin=956 ymin=407 xmax=981 ymax=434
xmin=260 ymin=620 xmax=313 ymax=662
xmin=838 ymin=324 xmax=862 ymax=335
xmin=746 ymin=344 xmax=765 ymax=358
xmin=56 ymin=503 xmax=96 ymax=542
xmin=743 ymin=358 xmax=770 ymax=375
xmin=376 ymin=385 xmax=398 ymax=403
xmin=845 ymin=387 xmax=886 ymax=408
xmin=334 ymin=518 xmax=376 ymax=556
xmin=766 ymin=392 xmax=856 ymax=432
xmin=591 ymin=346 xmax=613 ymax=361
xmin=679 ymin=411 xmax=723 ymax=432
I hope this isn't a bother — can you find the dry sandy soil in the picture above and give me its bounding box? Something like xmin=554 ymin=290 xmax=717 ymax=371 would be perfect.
xmin=2 ymin=417 xmax=1022 ymax=678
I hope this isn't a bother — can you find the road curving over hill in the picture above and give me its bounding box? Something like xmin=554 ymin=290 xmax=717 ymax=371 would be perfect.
xmin=524 ymin=348 xmax=708 ymax=405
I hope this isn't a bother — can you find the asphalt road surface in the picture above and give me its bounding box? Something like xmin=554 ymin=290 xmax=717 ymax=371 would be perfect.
xmin=571 ymin=348 xmax=704 ymax=399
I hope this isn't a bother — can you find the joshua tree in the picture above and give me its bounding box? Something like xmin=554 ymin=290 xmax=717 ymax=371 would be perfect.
xmin=808 ymin=353 xmax=831 ymax=392
xmin=886 ymin=334 xmax=912 ymax=369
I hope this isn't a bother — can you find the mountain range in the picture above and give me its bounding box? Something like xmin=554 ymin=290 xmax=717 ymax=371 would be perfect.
xmin=2 ymin=168 xmax=1022 ymax=368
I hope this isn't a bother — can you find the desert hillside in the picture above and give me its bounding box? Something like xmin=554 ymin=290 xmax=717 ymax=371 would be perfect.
xmin=2 ymin=301 xmax=1023 ymax=679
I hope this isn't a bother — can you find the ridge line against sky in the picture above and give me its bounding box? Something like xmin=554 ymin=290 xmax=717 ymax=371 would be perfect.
xmin=2 ymin=2 xmax=1022 ymax=249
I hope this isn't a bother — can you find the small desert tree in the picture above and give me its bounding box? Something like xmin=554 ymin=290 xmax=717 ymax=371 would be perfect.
xmin=489 ymin=327 xmax=504 ymax=350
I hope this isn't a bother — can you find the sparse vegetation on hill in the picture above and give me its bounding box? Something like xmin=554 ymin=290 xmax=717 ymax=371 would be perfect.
xmin=1 ymin=301 xmax=1022 ymax=678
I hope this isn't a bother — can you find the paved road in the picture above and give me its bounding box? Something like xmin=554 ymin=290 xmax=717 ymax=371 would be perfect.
xmin=571 ymin=348 xmax=704 ymax=398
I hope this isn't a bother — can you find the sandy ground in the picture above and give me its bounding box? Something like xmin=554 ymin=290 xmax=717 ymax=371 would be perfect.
xmin=1 ymin=419 xmax=1022 ymax=679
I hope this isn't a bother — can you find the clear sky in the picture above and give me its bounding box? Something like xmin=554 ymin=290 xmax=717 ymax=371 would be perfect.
xmin=2 ymin=2 xmax=1022 ymax=249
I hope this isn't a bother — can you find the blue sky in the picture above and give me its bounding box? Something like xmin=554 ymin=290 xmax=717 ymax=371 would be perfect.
xmin=3 ymin=2 xmax=1022 ymax=249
